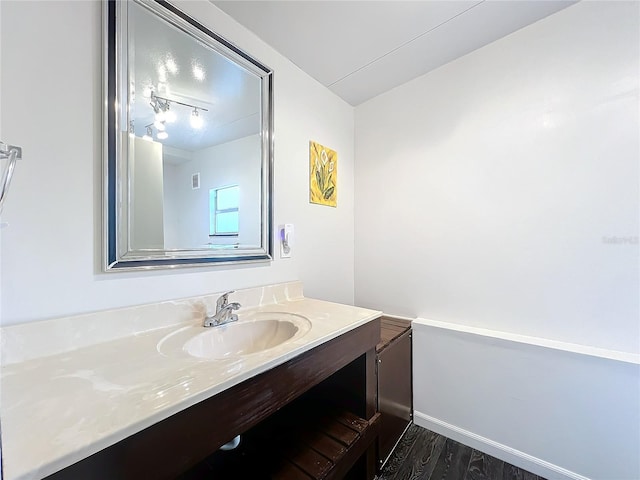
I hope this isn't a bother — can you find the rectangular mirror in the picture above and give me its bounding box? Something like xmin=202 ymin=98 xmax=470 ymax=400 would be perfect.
xmin=104 ymin=0 xmax=273 ymax=270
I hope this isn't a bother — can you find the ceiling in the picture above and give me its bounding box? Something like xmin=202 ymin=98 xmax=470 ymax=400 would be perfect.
xmin=214 ymin=0 xmax=576 ymax=106
xmin=132 ymin=1 xmax=261 ymax=152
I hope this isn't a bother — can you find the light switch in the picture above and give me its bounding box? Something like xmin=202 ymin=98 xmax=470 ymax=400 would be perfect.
xmin=280 ymin=224 xmax=294 ymax=258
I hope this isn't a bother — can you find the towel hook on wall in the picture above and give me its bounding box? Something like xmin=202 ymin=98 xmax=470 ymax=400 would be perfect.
xmin=0 ymin=141 xmax=23 ymax=217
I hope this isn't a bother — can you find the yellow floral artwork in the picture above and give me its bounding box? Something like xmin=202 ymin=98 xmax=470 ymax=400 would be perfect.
xmin=309 ymin=141 xmax=337 ymax=207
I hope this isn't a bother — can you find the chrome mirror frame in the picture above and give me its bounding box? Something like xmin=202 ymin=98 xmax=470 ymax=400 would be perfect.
xmin=103 ymin=0 xmax=273 ymax=271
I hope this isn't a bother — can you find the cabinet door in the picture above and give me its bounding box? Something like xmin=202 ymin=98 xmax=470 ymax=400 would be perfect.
xmin=377 ymin=330 xmax=412 ymax=465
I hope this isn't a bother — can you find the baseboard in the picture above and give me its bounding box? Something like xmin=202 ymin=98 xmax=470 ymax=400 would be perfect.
xmin=413 ymin=411 xmax=591 ymax=480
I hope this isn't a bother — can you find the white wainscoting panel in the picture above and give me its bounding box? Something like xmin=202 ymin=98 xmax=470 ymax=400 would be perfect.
xmin=413 ymin=318 xmax=640 ymax=480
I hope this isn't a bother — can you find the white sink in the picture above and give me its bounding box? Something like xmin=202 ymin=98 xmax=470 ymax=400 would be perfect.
xmin=157 ymin=312 xmax=311 ymax=360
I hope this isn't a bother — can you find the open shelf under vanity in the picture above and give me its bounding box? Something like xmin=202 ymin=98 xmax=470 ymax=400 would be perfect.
xmin=181 ymin=389 xmax=382 ymax=479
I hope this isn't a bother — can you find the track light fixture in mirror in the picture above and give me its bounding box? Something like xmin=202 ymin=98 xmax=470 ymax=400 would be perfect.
xmin=104 ymin=0 xmax=274 ymax=270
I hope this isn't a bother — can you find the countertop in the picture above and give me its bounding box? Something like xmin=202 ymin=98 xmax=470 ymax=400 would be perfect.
xmin=0 ymin=283 xmax=381 ymax=480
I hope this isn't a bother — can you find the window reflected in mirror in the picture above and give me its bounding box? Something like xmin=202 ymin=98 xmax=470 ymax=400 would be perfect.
xmin=210 ymin=185 xmax=240 ymax=237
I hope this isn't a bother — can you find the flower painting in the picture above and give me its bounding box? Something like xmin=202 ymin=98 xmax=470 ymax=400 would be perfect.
xmin=309 ymin=141 xmax=337 ymax=207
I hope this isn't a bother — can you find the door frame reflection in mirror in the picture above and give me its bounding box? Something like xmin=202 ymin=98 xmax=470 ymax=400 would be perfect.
xmin=103 ymin=0 xmax=273 ymax=271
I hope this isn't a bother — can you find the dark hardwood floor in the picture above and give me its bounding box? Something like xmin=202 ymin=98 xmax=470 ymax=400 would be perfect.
xmin=377 ymin=424 xmax=546 ymax=480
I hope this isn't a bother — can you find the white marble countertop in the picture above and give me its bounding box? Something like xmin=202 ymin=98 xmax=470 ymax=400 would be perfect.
xmin=0 ymin=282 xmax=381 ymax=480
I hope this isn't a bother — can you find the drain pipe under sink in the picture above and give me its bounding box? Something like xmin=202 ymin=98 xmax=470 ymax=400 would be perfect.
xmin=220 ymin=435 xmax=241 ymax=451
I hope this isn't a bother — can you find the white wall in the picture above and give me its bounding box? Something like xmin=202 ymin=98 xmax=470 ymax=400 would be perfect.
xmin=162 ymin=162 xmax=182 ymax=248
xmin=355 ymin=2 xmax=639 ymax=479
xmin=0 ymin=0 xmax=355 ymax=325
xmin=355 ymin=0 xmax=639 ymax=355
xmin=166 ymin=134 xmax=261 ymax=248
xmin=131 ymin=136 xmax=164 ymax=250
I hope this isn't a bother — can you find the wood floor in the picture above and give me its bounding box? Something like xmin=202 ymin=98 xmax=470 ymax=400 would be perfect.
xmin=377 ymin=424 xmax=547 ymax=480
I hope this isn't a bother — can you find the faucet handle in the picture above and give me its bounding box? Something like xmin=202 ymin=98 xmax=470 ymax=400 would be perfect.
xmin=216 ymin=290 xmax=235 ymax=311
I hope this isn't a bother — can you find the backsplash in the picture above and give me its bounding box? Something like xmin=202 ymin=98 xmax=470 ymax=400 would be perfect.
xmin=0 ymin=281 xmax=304 ymax=365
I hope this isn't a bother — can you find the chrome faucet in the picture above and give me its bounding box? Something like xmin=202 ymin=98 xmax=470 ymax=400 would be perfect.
xmin=204 ymin=291 xmax=241 ymax=327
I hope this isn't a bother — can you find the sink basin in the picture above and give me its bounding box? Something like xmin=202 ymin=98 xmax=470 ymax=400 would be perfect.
xmin=185 ymin=319 xmax=299 ymax=359
xmin=157 ymin=312 xmax=311 ymax=360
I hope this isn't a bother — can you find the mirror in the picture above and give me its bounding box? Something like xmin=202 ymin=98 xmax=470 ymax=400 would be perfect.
xmin=104 ymin=0 xmax=273 ymax=270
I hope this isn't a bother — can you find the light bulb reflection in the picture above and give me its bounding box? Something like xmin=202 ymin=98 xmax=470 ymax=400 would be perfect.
xmin=155 ymin=110 xmax=166 ymax=123
xmin=157 ymin=131 xmax=168 ymax=140
xmin=164 ymin=108 xmax=176 ymax=123
xmin=193 ymin=65 xmax=205 ymax=81
xmin=190 ymin=108 xmax=203 ymax=129
xmin=157 ymin=65 xmax=167 ymax=83
xmin=143 ymin=126 xmax=153 ymax=141
xmin=166 ymin=57 xmax=178 ymax=74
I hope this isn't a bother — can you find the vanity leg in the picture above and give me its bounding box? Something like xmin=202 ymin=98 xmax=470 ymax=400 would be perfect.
xmin=365 ymin=348 xmax=377 ymax=418
xmin=365 ymin=348 xmax=378 ymax=479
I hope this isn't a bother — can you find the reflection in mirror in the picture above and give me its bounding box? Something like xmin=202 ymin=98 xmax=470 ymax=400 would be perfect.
xmin=104 ymin=0 xmax=273 ymax=270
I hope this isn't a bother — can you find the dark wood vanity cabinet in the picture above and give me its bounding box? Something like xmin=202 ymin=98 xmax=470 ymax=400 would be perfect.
xmin=45 ymin=318 xmax=381 ymax=480
xmin=376 ymin=316 xmax=413 ymax=467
